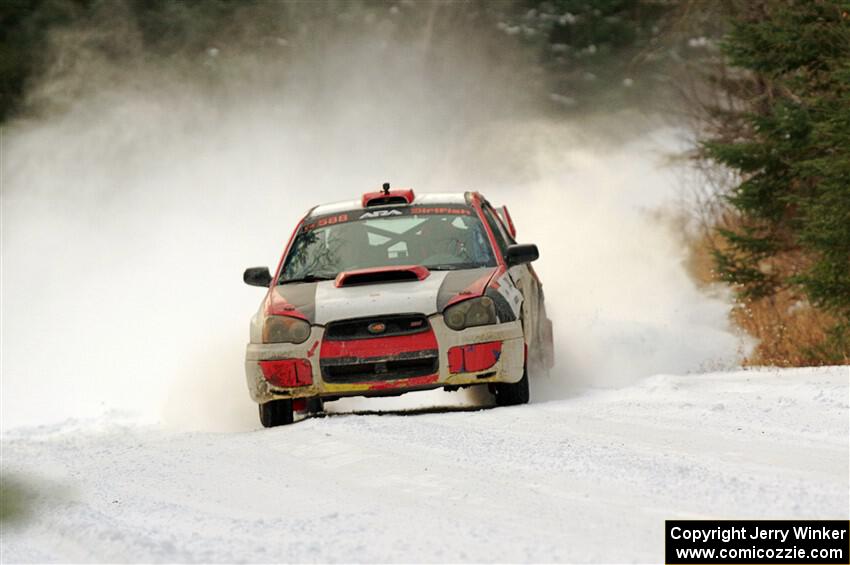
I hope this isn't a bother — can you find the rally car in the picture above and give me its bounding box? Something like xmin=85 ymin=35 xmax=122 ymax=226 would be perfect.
xmin=243 ymin=185 xmax=554 ymax=427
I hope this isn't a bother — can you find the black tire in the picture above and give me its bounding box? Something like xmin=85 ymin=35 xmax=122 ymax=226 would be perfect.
xmin=259 ymin=399 xmax=294 ymax=427
xmin=494 ymin=366 xmax=530 ymax=406
xmin=305 ymin=397 xmax=324 ymax=414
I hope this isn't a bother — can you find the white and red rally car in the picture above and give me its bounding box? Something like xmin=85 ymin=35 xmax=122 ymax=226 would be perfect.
xmin=243 ymin=186 xmax=554 ymax=427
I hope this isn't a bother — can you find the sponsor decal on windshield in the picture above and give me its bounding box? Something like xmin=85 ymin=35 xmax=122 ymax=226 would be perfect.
xmin=303 ymin=206 xmax=473 ymax=231
xmin=410 ymin=207 xmax=471 ymax=216
xmin=302 ymin=213 xmax=349 ymax=232
xmin=360 ymin=209 xmax=403 ymax=219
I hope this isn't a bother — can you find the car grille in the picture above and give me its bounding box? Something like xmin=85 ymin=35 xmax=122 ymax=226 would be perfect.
xmin=320 ymin=314 xmax=439 ymax=383
xmin=321 ymin=352 xmax=439 ymax=383
xmin=323 ymin=313 xmax=430 ymax=341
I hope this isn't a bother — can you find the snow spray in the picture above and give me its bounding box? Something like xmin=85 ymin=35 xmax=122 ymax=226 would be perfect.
xmin=1 ymin=4 xmax=742 ymax=431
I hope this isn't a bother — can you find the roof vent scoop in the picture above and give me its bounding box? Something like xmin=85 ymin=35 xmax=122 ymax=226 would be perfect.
xmin=362 ymin=182 xmax=415 ymax=207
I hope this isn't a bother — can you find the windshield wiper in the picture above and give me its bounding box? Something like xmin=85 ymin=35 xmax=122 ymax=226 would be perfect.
xmin=278 ymin=274 xmax=335 ymax=284
xmin=426 ymin=263 xmax=482 ymax=271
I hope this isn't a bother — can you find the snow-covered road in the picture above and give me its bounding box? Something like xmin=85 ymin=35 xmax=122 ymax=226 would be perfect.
xmin=2 ymin=367 xmax=848 ymax=563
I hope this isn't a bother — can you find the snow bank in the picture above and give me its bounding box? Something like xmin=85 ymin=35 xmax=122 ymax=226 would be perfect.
xmin=2 ymin=367 xmax=846 ymax=562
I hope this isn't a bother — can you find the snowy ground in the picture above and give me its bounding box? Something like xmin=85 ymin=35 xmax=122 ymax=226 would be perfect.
xmin=2 ymin=366 xmax=848 ymax=563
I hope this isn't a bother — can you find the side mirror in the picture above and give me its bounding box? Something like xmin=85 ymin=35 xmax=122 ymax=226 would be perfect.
xmin=244 ymin=266 xmax=272 ymax=287
xmin=505 ymin=244 xmax=539 ymax=267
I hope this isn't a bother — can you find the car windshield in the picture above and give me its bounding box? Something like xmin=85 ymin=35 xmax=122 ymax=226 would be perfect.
xmin=279 ymin=207 xmax=496 ymax=283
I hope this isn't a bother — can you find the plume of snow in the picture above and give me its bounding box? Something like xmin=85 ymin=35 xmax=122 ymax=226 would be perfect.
xmin=1 ymin=7 xmax=742 ymax=431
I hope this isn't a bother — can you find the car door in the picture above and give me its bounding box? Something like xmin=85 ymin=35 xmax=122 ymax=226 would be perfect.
xmin=481 ymin=202 xmax=553 ymax=372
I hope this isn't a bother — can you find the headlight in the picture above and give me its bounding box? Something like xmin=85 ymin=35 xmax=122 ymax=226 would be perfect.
xmin=262 ymin=315 xmax=311 ymax=344
xmin=443 ymin=296 xmax=497 ymax=330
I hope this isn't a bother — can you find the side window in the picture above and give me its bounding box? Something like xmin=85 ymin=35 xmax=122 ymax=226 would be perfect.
xmin=487 ymin=205 xmax=516 ymax=245
xmin=481 ymin=206 xmax=511 ymax=258
xmin=496 ymin=209 xmax=517 ymax=245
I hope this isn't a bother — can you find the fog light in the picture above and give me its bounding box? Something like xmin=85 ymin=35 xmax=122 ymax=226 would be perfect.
xmin=259 ymin=359 xmax=312 ymax=387
xmin=448 ymin=341 xmax=502 ymax=373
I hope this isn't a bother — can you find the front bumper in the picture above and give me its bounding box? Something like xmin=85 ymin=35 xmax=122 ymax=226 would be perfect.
xmin=245 ymin=316 xmax=524 ymax=404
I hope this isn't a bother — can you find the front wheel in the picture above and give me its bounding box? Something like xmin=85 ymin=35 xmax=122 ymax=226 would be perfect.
xmin=259 ymin=399 xmax=294 ymax=427
xmin=305 ymin=396 xmax=324 ymax=414
xmin=494 ymin=366 xmax=530 ymax=406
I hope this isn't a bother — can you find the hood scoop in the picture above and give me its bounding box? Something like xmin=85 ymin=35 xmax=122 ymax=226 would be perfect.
xmin=335 ymin=265 xmax=430 ymax=288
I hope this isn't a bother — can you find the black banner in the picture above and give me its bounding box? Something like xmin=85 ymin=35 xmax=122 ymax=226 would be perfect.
xmin=666 ymin=520 xmax=849 ymax=564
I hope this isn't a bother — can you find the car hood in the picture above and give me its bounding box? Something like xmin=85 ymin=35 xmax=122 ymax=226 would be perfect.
xmin=269 ymin=266 xmax=497 ymax=325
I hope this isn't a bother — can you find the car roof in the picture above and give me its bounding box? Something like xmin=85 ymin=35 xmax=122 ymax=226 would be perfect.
xmin=308 ymin=191 xmax=470 ymax=218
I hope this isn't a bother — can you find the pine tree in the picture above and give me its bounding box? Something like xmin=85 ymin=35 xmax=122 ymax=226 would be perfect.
xmin=704 ymin=0 xmax=850 ymax=362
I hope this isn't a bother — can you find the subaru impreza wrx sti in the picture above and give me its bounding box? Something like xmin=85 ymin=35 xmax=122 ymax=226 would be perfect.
xmin=243 ymin=186 xmax=554 ymax=427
